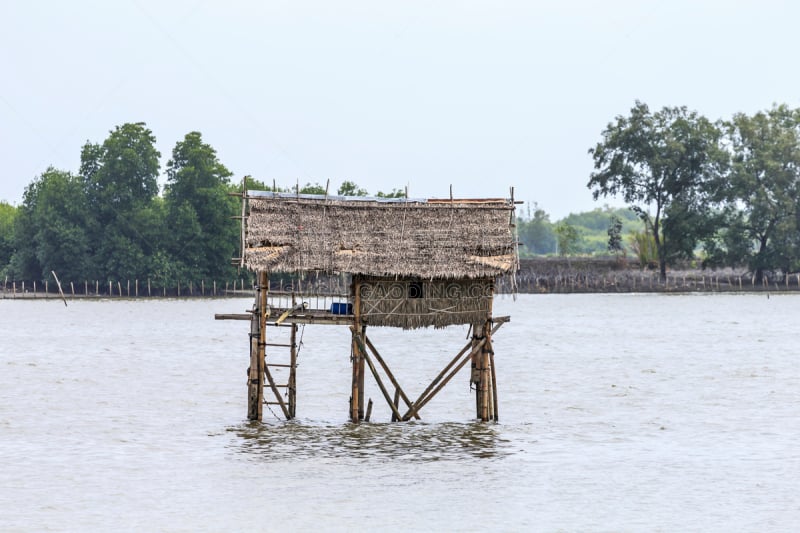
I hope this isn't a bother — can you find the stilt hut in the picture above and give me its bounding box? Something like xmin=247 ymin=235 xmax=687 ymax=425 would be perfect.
xmin=217 ymin=186 xmax=519 ymax=422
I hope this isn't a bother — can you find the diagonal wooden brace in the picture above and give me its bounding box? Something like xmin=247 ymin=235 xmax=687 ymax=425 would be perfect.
xmin=351 ymin=328 xmax=404 ymax=422
xmin=364 ymin=335 xmax=420 ymax=420
xmin=401 ymin=319 xmax=506 ymax=421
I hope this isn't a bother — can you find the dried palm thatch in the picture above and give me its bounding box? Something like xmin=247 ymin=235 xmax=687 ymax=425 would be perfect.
xmin=244 ymin=192 xmax=517 ymax=279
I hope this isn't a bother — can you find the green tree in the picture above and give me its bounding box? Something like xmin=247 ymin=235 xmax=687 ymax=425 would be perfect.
xmin=0 ymin=201 xmax=17 ymax=277
xmin=81 ymin=122 xmax=160 ymax=219
xmin=607 ymin=214 xmax=624 ymax=255
xmin=376 ymin=188 xmax=405 ymax=198
xmin=9 ymin=168 xmax=92 ymax=281
xmin=80 ymin=122 xmax=161 ymax=281
xmin=164 ymin=131 xmax=238 ymax=281
xmin=588 ymin=101 xmax=726 ymax=279
xmin=298 ymin=182 xmax=326 ymax=194
xmin=337 ymin=180 xmax=368 ymax=196
xmin=721 ymin=105 xmax=800 ymax=281
xmin=518 ymin=202 xmax=556 ymax=255
xmin=554 ymin=222 xmax=581 ymax=256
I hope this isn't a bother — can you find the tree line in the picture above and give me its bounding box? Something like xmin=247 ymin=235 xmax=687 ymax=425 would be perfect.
xmin=587 ymin=101 xmax=800 ymax=283
xmin=0 ymin=122 xmax=402 ymax=290
xmin=517 ymin=101 xmax=800 ymax=284
xmin=5 ymin=101 xmax=799 ymax=289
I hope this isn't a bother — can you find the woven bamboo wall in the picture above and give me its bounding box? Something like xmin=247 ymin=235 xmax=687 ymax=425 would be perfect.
xmin=357 ymin=277 xmax=493 ymax=329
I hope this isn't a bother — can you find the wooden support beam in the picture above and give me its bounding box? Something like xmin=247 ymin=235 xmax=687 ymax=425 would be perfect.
xmin=402 ymin=319 xmax=506 ymax=421
xmin=402 ymin=339 xmax=484 ymax=421
xmin=352 ymin=329 xmax=404 ymax=422
xmin=489 ymin=340 xmax=499 ymax=422
xmin=391 ymin=388 xmax=401 ymax=422
xmin=350 ymin=278 xmax=363 ymax=422
xmin=288 ymin=296 xmax=298 ymax=419
xmin=247 ymin=274 xmax=265 ymax=420
xmin=264 ymin=366 xmax=290 ymax=419
xmin=364 ymin=335 xmax=420 ymax=420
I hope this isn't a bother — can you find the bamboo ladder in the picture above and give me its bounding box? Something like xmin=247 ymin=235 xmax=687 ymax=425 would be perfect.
xmin=248 ymin=270 xmax=299 ymax=420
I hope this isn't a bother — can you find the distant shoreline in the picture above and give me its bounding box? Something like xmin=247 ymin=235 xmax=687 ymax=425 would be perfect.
xmin=3 ymin=258 xmax=795 ymax=300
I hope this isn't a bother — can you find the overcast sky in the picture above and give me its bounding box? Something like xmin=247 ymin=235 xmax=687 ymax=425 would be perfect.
xmin=2 ymin=1 xmax=799 ymax=218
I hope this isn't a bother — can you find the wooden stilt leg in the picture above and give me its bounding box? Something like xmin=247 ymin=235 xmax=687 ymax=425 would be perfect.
xmin=471 ymin=322 xmax=483 ymax=418
xmin=289 ymin=322 xmax=297 ymax=419
xmin=358 ymin=326 xmax=366 ymax=420
xmin=489 ymin=341 xmax=498 ymax=422
xmin=247 ymin=271 xmax=268 ymax=421
xmin=478 ymin=320 xmax=493 ymax=422
xmin=350 ymin=277 xmax=363 ymax=422
xmin=350 ymin=327 xmax=362 ymax=423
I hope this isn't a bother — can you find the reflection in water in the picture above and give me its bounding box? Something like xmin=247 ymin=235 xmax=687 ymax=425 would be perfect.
xmin=228 ymin=420 xmax=513 ymax=462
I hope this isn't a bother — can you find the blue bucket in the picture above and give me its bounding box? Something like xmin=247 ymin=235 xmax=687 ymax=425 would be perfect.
xmin=330 ymin=302 xmax=353 ymax=315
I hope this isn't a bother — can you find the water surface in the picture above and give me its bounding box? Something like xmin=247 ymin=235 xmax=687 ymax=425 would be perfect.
xmin=1 ymin=294 xmax=798 ymax=531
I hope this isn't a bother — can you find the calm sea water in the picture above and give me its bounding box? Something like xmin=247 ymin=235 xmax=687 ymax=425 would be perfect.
xmin=1 ymin=294 xmax=798 ymax=532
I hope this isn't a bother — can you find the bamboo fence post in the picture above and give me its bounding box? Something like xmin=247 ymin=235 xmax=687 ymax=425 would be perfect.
xmin=213 ymin=280 xmax=217 ymax=296
xmin=117 ymin=281 xmax=122 ymax=297
xmin=148 ymin=278 xmax=151 ymax=297
xmin=34 ymin=280 xmax=37 ymax=297
xmin=108 ymin=281 xmax=112 ymax=296
xmin=135 ymin=279 xmax=138 ymax=297
xmin=177 ymin=280 xmax=181 ymax=296
xmin=70 ymin=281 xmax=75 ymax=298
xmin=202 ymin=280 xmax=205 ymax=296
xmin=13 ymin=282 xmax=16 ymax=298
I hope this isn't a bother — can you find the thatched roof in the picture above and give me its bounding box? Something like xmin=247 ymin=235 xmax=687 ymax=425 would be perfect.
xmin=243 ymin=191 xmax=517 ymax=279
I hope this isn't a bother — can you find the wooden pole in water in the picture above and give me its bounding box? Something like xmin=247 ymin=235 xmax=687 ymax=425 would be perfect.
xmin=247 ymin=270 xmax=268 ymax=420
xmin=489 ymin=338 xmax=499 ymax=422
xmin=471 ymin=322 xmax=482 ymax=416
xmin=350 ymin=277 xmax=363 ymax=422
xmin=289 ymin=321 xmax=298 ymax=419
xmin=50 ymin=271 xmax=68 ymax=307
xmin=365 ymin=399 xmax=373 ymax=422
xmin=391 ymin=388 xmax=401 ymax=422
